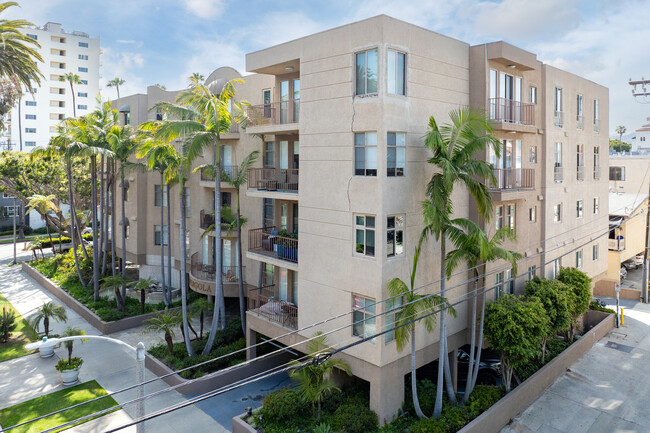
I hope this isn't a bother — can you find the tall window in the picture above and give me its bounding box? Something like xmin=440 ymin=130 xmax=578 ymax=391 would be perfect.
xmin=576 ymin=200 xmax=583 ymax=218
xmin=263 ymin=198 xmax=274 ymax=228
xmin=353 ymin=295 xmax=376 ymax=340
xmin=529 ymin=146 xmax=537 ymax=163
xmin=292 ymin=203 xmax=299 ymax=234
xmin=593 ymin=244 xmax=599 ymax=261
xmin=593 ymin=197 xmax=599 ymax=214
xmin=356 ymin=49 xmax=378 ymax=95
xmin=530 ymin=86 xmax=537 ymax=104
xmin=384 ymin=296 xmax=402 ymax=344
xmin=529 ymin=206 xmax=536 ymax=223
xmin=496 ymin=204 xmax=515 ymax=230
xmin=387 ymin=132 xmax=405 ymax=176
xmin=576 ymin=250 xmax=583 ymax=268
xmin=506 ymin=204 xmax=515 ymax=229
xmin=577 ymin=144 xmax=584 ymax=169
xmin=553 ymin=258 xmax=562 ymax=279
xmin=355 ymin=215 xmax=375 ymax=257
xmin=593 ymin=99 xmax=600 ymax=131
xmin=594 ymin=146 xmax=600 ymax=168
xmin=354 ymin=132 xmax=377 ymax=176
xmin=263 ymin=142 xmax=274 ymax=167
xmin=154 ymin=225 xmax=169 ymax=246
xmin=554 ymin=204 xmax=562 ymax=222
xmin=387 ymin=50 xmax=406 ymax=95
xmin=496 ymin=205 xmax=503 ymax=230
xmin=154 ymin=185 xmax=167 ymax=207
xmin=609 ymin=166 xmax=625 ymax=181
xmin=528 ymin=266 xmax=536 ymax=281
xmin=263 ymin=263 xmax=274 ymax=286
xmin=576 ymin=94 xmax=583 ymax=128
xmin=554 ymin=142 xmax=562 ymax=167
xmin=387 ymin=215 xmax=404 ymax=257
xmin=554 ymin=87 xmax=563 ymax=127
xmin=494 ymin=272 xmax=504 ymax=298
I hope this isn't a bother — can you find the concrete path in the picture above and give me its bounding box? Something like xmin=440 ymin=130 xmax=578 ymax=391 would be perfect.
xmin=502 ymin=297 xmax=650 ymax=433
xmin=0 ymin=242 xmax=287 ymax=432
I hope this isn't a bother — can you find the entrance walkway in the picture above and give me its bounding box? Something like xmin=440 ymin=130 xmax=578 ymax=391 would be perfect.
xmin=502 ymin=298 xmax=650 ymax=433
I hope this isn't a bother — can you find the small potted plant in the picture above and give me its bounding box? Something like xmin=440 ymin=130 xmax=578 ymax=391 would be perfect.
xmin=55 ymin=327 xmax=86 ymax=386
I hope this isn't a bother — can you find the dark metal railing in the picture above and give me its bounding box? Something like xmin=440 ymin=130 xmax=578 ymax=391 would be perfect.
xmin=488 ymin=98 xmax=535 ymax=126
xmin=246 ymin=99 xmax=300 ymax=126
xmin=248 ymin=226 xmax=298 ymax=263
xmin=190 ymin=252 xmax=244 ymax=283
xmin=200 ymin=165 xmax=238 ymax=182
xmin=490 ymin=168 xmax=535 ymax=190
xmin=248 ymin=286 xmax=297 ymax=329
xmin=199 ymin=209 xmax=215 ymax=230
xmin=247 ymin=168 xmax=298 ymax=192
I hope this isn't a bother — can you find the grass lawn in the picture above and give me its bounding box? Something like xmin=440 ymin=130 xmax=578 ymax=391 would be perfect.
xmin=0 ymin=380 xmax=119 ymax=433
xmin=0 ymin=293 xmax=38 ymax=362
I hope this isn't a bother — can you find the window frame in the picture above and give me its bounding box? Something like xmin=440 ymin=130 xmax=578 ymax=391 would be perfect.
xmin=386 ymin=215 xmax=404 ymax=258
xmin=355 ymin=49 xmax=378 ymax=96
xmin=529 ymin=86 xmax=537 ymax=104
xmin=384 ymin=296 xmax=403 ymax=344
xmin=154 ymin=225 xmax=169 ymax=246
xmin=528 ymin=266 xmax=536 ymax=281
xmin=387 ymin=49 xmax=406 ymax=96
xmin=593 ymin=244 xmax=599 ymax=261
xmin=355 ymin=214 xmax=376 ymax=257
xmin=609 ymin=166 xmax=625 ymax=181
xmin=529 ymin=206 xmax=536 ymax=223
xmin=576 ymin=199 xmax=583 ymax=219
xmin=553 ymin=204 xmax=562 ymax=222
xmin=354 ymin=132 xmax=378 ymax=177
xmin=576 ymin=250 xmax=583 ymax=268
xmin=154 ymin=185 xmax=168 ymax=207
xmin=387 ymin=132 xmax=406 ymax=177
xmin=529 ymin=146 xmax=537 ymax=164
xmin=352 ymin=295 xmax=376 ymax=341
xmin=593 ymin=197 xmax=599 ymax=214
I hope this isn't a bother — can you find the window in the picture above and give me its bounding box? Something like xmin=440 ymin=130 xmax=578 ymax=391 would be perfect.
xmin=25 ymin=114 xmax=36 ymax=120
xmin=496 ymin=205 xmax=503 ymax=230
xmin=529 ymin=206 xmax=536 ymax=223
xmin=576 ymin=200 xmax=583 ymax=218
xmin=594 ymin=146 xmax=600 ymax=168
xmin=80 ymin=79 xmax=88 ymax=85
xmin=292 ymin=203 xmax=299 ymax=234
xmin=554 ymin=142 xmax=562 ymax=167
xmin=154 ymin=225 xmax=169 ymax=246
xmin=506 ymin=204 xmax=515 ymax=229
xmin=554 ymin=87 xmax=563 ymax=126
xmin=263 ymin=198 xmax=274 ymax=228
xmin=262 ymin=263 xmax=274 ymax=286
xmin=494 ymin=272 xmax=504 ymax=298
xmin=355 ymin=49 xmax=378 ymax=95
xmin=78 ymin=92 xmax=87 ymax=97
xmin=25 ymin=141 xmax=36 ymax=147
xmin=1 ymin=205 xmax=15 ymax=218
xmin=593 ymin=244 xmax=599 ymax=261
xmin=25 ymin=128 xmax=36 ymax=133
xmin=77 ymin=104 xmax=87 ymax=110
xmin=78 ymin=67 xmax=88 ymax=73
xmin=387 ymin=132 xmax=405 ymax=176
xmin=577 ymin=144 xmax=584 ymax=169
xmin=384 ymin=296 xmax=402 ymax=344
xmin=576 ymin=94 xmax=583 ymax=128
xmin=26 ymin=100 xmax=36 ymax=106
xmin=353 ymin=295 xmax=376 ymax=340
xmin=528 ymin=266 xmax=536 ymax=281
xmin=154 ymin=185 xmax=167 ymax=207
xmin=26 ymin=33 xmax=37 ymax=40
xmin=78 ymin=41 xmax=88 ymax=47
xmin=609 ymin=167 xmax=625 ymax=181
xmin=529 ymin=146 xmax=537 ymax=163
xmin=553 ymin=204 xmax=562 ymax=222
xmin=530 ymin=86 xmax=537 ymax=104
xmin=576 ymin=250 xmax=583 ymax=268
xmin=387 ymin=50 xmax=406 ymax=95
xmin=553 ymin=258 xmax=562 ymax=279
xmin=354 ymin=132 xmax=377 ymax=176
xmin=387 ymin=215 xmax=404 ymax=257
xmin=593 ymin=99 xmax=600 ymax=131
xmin=78 ymin=54 xmax=88 ymax=60
xmin=593 ymin=197 xmax=599 ymax=214
xmin=496 ymin=205 xmax=514 ymax=230
xmin=355 ymin=215 xmax=375 ymax=257
xmin=263 ymin=142 xmax=274 ymax=167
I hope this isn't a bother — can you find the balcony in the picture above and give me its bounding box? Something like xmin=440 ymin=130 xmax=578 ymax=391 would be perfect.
xmin=594 ymin=166 xmax=601 ymax=180
xmin=248 ymin=226 xmax=298 ymax=267
xmin=488 ymin=98 xmax=536 ymax=133
xmin=577 ymin=165 xmax=585 ymax=181
xmin=489 ymin=168 xmax=535 ymax=201
xmin=554 ymin=111 xmax=564 ymax=128
xmin=247 ymin=168 xmax=298 ymax=200
xmin=188 ymin=252 xmax=244 ymax=297
xmin=199 ymin=209 xmax=215 ymax=230
xmin=554 ymin=166 xmax=563 ymax=183
xmin=608 ymin=238 xmax=625 ymax=252
xmin=245 ymin=100 xmax=299 ymax=135
xmin=247 ymin=286 xmax=297 ymax=330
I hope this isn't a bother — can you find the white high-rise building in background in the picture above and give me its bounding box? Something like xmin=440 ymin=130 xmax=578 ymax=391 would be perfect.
xmin=1 ymin=22 xmax=100 ymax=152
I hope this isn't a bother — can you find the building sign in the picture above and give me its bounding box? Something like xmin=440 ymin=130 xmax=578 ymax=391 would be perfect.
xmin=189 ymin=276 xmax=215 ymax=296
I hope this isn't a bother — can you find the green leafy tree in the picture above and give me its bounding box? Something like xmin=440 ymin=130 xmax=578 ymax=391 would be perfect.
xmin=387 ymin=241 xmax=453 ymax=419
xmin=145 ymin=309 xmax=182 ymax=360
xmin=483 ymin=295 xmax=550 ymax=392
xmin=58 ymin=73 xmax=82 ymax=117
xmin=0 ymin=2 xmax=44 ymax=89
xmin=557 ymin=267 xmax=592 ymax=338
xmin=422 ymin=107 xmax=500 ymax=416
xmin=609 ymin=139 xmax=631 ymax=153
xmin=29 ymin=302 xmax=68 ymax=337
xmin=615 ymin=125 xmax=627 ymax=153
xmin=106 ymin=77 xmax=125 ymax=99
xmin=289 ymin=333 xmax=351 ymax=420
xmin=524 ymin=277 xmax=573 ymax=362
xmin=0 ymin=307 xmax=17 ymax=343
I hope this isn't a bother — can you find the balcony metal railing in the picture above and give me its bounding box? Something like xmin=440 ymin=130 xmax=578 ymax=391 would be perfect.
xmin=248 ymin=226 xmax=298 ymax=263
xmin=577 ymin=165 xmax=585 ymax=181
xmin=554 ymin=166 xmax=563 ymax=183
xmin=576 ymin=115 xmax=584 ymax=130
xmin=490 ymin=168 xmax=535 ymax=190
xmin=594 ymin=166 xmax=601 ymax=180
xmin=228 ymin=123 xmax=239 ymax=133
xmin=199 ymin=209 xmax=215 ymax=230
xmin=189 ymin=252 xmax=244 ymax=284
xmin=488 ymin=98 xmax=535 ymax=126
xmin=248 ymin=168 xmax=298 ymax=192
xmin=246 ymin=99 xmax=300 ymax=127
xmin=608 ymin=238 xmax=625 ymax=251
xmin=200 ymin=165 xmax=238 ymax=182
xmin=248 ymin=286 xmax=297 ymax=330
xmin=554 ymin=111 xmax=564 ymax=127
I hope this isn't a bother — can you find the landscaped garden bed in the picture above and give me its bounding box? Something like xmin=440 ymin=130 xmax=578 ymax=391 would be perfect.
xmin=0 ymin=293 xmax=38 ymax=361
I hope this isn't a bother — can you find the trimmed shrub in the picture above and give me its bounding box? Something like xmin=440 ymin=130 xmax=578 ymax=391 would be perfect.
xmin=410 ymin=417 xmax=447 ymax=433
xmin=467 ymin=385 xmax=505 ymax=414
xmin=332 ymin=403 xmax=378 ymax=433
xmin=260 ymin=388 xmax=306 ymax=424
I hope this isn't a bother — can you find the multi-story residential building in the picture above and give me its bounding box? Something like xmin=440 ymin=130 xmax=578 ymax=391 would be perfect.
xmin=631 ymin=117 xmax=650 ymax=154
xmin=0 ymin=22 xmax=100 ymax=152
xmin=116 ymin=15 xmax=609 ymax=423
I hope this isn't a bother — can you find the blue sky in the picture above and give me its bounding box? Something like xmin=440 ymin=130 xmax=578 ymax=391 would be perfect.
xmin=8 ymin=0 xmax=650 ymax=135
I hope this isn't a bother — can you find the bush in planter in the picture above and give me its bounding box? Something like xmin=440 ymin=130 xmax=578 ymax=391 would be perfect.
xmin=410 ymin=417 xmax=447 ymax=433
xmin=467 ymin=385 xmax=505 ymax=414
xmin=331 ymin=403 xmax=378 ymax=433
xmin=589 ymin=300 xmax=616 ymax=314
xmin=558 ymin=267 xmax=592 ymax=338
xmin=260 ymin=388 xmax=308 ymax=424
xmin=55 ymin=356 xmax=83 ymax=371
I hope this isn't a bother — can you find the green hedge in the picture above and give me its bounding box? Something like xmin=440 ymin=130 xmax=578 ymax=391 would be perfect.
xmin=34 ymin=233 xmax=93 ymax=249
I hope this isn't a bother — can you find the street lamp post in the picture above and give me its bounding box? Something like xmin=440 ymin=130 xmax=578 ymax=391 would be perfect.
xmin=26 ymin=335 xmax=146 ymax=433
xmin=12 ymin=197 xmax=17 ymax=265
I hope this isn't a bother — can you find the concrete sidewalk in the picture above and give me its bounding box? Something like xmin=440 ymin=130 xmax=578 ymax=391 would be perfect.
xmin=502 ymin=298 xmax=650 ymax=433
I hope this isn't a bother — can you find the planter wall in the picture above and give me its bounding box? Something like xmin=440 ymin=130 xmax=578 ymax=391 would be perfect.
xmin=232 ymin=414 xmax=257 ymax=433
xmin=22 ymin=262 xmax=178 ymax=335
xmin=457 ymin=309 xmax=615 ymax=433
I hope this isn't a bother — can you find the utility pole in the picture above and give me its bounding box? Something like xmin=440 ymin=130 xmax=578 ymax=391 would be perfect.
xmin=12 ymin=198 xmax=17 ymax=265
xmin=630 ymin=77 xmax=650 ymax=102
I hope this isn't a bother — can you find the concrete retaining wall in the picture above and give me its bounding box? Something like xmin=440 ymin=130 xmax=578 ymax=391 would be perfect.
xmin=22 ymin=261 xmax=175 ymax=335
xmin=232 ymin=414 xmax=257 ymax=433
xmin=458 ymin=310 xmax=615 ymax=433
xmin=594 ymin=278 xmax=641 ymax=300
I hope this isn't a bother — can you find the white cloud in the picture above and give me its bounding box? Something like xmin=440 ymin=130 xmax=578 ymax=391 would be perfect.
xmin=170 ymin=40 xmax=247 ymax=90
xmin=100 ymin=47 xmax=147 ymax=97
xmin=183 ymin=0 xmax=224 ymax=19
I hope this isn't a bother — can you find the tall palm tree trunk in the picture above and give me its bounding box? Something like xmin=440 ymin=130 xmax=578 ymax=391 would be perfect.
xmin=45 ymin=216 xmax=55 ymax=254
xmin=160 ymin=172 xmax=169 ymax=307
xmin=463 ymin=274 xmax=479 ymax=404
xmin=91 ymin=157 xmax=100 ymax=301
xmin=411 ymin=324 xmax=426 ymax=419
xmin=120 ymin=167 xmax=127 ymax=276
xmin=470 ymin=282 xmax=487 ymax=395
xmin=166 ymin=184 xmax=172 ymax=304
xmin=111 ymin=160 xmax=117 ymax=278
xmin=100 ymin=156 xmax=107 ymax=275
xmin=70 ymin=81 xmax=76 ymax=118
xmin=434 ymin=237 xmax=446 ymax=418
xmin=236 ymin=187 xmax=245 ymax=334
xmin=67 ymin=160 xmax=86 ymax=287
xmin=179 ymin=183 xmax=194 ymax=356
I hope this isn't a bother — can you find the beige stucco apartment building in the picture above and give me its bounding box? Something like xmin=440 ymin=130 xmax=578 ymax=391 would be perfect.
xmin=114 ymin=15 xmax=609 ymax=423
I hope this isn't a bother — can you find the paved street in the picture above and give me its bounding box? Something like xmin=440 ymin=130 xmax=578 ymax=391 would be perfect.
xmin=0 ymin=242 xmax=287 ymax=432
xmin=502 ymin=297 xmax=650 ymax=433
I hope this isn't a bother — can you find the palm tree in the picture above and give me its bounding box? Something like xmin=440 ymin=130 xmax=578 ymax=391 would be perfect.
xmin=190 ymin=73 xmax=204 ymax=84
xmin=145 ymin=309 xmax=182 ymax=360
xmin=100 ymin=274 xmax=132 ymax=312
xmin=132 ymin=278 xmax=154 ymax=314
xmin=422 ymin=107 xmax=500 ymax=417
xmin=201 ymin=150 xmax=259 ymax=333
xmin=29 ymin=301 xmax=68 ymax=336
xmin=26 ymin=194 xmax=59 ymax=254
xmin=152 ymin=75 xmax=246 ymax=356
xmin=0 ymin=2 xmax=44 ymax=89
xmin=445 ymin=224 xmax=521 ymax=402
xmin=387 ymin=241 xmax=453 ymax=419
xmin=615 ymin=125 xmax=626 ymax=153
xmin=60 ymin=326 xmax=86 ymax=363
xmin=58 ymin=73 xmax=82 ymax=118
xmin=189 ymin=297 xmax=213 ymax=339
xmin=107 ymin=77 xmax=125 ymax=99
xmin=289 ymin=333 xmax=351 ymax=420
